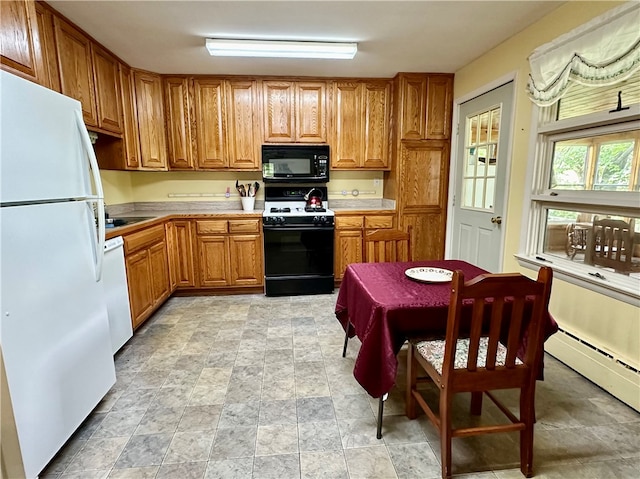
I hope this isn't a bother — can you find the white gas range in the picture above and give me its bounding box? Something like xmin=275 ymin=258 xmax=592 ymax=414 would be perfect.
xmin=262 ymin=186 xmax=335 ymax=227
xmin=262 ymin=185 xmax=335 ymax=296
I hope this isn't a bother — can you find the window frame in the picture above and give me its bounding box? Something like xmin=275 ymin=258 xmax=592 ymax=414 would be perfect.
xmin=517 ymin=101 xmax=640 ymax=307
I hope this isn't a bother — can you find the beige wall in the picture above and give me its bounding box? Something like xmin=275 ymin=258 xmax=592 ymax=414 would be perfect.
xmin=100 ymin=169 xmax=384 ymax=205
xmin=453 ymin=0 xmax=639 ymax=372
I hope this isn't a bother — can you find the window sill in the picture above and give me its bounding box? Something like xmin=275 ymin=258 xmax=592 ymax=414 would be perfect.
xmin=515 ymin=253 xmax=640 ymax=307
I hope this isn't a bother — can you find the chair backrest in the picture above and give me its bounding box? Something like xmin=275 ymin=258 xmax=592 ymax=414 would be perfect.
xmin=588 ymin=216 xmax=635 ymax=274
xmin=442 ymin=267 xmax=553 ymax=389
xmin=364 ymin=227 xmax=412 ymax=263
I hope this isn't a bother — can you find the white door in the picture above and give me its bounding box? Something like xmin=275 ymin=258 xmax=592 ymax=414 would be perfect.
xmin=450 ymin=82 xmax=514 ymax=272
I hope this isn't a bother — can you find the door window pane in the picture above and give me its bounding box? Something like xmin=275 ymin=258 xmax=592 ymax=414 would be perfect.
xmin=461 ymin=106 xmax=502 ymax=211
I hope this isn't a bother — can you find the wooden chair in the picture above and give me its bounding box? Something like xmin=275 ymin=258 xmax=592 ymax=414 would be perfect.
xmin=406 ymin=267 xmax=553 ymax=479
xmin=586 ymin=216 xmax=635 ymax=274
xmin=364 ymin=227 xmax=412 ymax=263
xmin=342 ymin=227 xmax=412 ymax=358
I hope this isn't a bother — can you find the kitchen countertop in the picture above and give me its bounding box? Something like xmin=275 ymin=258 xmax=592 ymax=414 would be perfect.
xmin=104 ymin=201 xmax=398 ymax=239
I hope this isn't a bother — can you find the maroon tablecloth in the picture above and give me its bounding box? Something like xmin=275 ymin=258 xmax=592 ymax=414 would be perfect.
xmin=335 ymin=260 xmax=558 ymax=398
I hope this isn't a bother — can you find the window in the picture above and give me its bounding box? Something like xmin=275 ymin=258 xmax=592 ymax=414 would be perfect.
xmin=520 ymin=82 xmax=640 ymax=302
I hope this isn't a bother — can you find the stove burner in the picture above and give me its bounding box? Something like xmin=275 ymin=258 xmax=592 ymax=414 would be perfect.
xmin=270 ymin=207 xmax=291 ymax=213
xmin=304 ymin=206 xmax=326 ymax=212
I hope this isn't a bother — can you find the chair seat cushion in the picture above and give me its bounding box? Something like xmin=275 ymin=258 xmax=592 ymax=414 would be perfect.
xmin=415 ymin=337 xmax=522 ymax=375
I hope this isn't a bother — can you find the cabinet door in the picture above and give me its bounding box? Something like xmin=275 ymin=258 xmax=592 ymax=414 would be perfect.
xmin=134 ymin=70 xmax=167 ymax=169
xmin=0 ymin=0 xmax=44 ymax=85
xmin=334 ymin=229 xmax=363 ymax=280
xmin=34 ymin=2 xmax=59 ymax=92
xmin=196 ymin=236 xmax=229 ymax=287
xmin=125 ymin=249 xmax=154 ymax=329
xmin=92 ymin=44 xmax=122 ymax=133
xmin=226 ymin=80 xmax=260 ymax=169
xmin=401 ymin=213 xmax=444 ymax=261
xmin=119 ymin=63 xmax=140 ymax=169
xmin=399 ymin=74 xmax=427 ymax=140
xmin=400 ymin=141 xmax=449 ymax=210
xmin=426 ymin=75 xmax=453 ymax=139
xmin=164 ymin=76 xmax=195 ymax=169
xmin=54 ymin=16 xmax=97 ymax=126
xmin=332 ymin=82 xmax=361 ymax=168
xmin=172 ymin=220 xmax=195 ymax=287
xmin=229 ymin=234 xmax=263 ymax=286
xmin=362 ymin=81 xmax=391 ymax=169
xmin=263 ymin=80 xmax=294 ymax=142
xmin=194 ymin=78 xmax=226 ymax=169
xmin=165 ymin=221 xmax=178 ymax=291
xmin=296 ymin=81 xmax=327 ymax=143
xmin=149 ymin=240 xmax=171 ymax=304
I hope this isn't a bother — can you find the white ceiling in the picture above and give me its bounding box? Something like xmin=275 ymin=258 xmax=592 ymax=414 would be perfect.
xmin=48 ymin=0 xmax=564 ymax=78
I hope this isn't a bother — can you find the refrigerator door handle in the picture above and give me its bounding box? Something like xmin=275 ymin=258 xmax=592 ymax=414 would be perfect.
xmin=75 ymin=110 xmax=105 ymax=281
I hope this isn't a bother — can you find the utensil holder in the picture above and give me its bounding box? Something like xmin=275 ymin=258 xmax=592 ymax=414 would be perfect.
xmin=241 ymin=196 xmax=255 ymax=211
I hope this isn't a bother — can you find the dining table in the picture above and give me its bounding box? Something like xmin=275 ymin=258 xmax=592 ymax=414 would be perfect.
xmin=334 ymin=259 xmax=559 ymax=400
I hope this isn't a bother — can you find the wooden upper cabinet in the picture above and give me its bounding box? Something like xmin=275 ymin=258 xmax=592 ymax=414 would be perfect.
xmin=332 ymin=81 xmax=361 ymax=168
xmin=332 ymin=80 xmax=391 ymax=169
xmin=426 ymin=75 xmax=453 ymax=139
xmin=398 ymin=73 xmax=453 ymax=140
xmin=193 ymin=78 xmax=226 ymax=169
xmin=362 ymin=81 xmax=391 ymax=169
xmin=399 ymin=74 xmax=427 ymax=140
xmin=263 ymin=80 xmax=327 ymax=143
xmin=263 ymin=80 xmax=295 ymax=142
xmin=53 ymin=16 xmax=97 ymax=126
xmin=164 ymin=76 xmax=195 ymax=170
xmin=34 ymin=2 xmax=59 ymax=92
xmin=296 ymin=81 xmax=326 ymax=142
xmin=0 ymin=0 xmax=45 ymax=85
xmin=226 ymin=80 xmax=259 ymax=169
xmin=119 ymin=63 xmax=140 ymax=169
xmin=133 ymin=70 xmax=167 ymax=169
xmin=92 ymin=44 xmax=122 ymax=133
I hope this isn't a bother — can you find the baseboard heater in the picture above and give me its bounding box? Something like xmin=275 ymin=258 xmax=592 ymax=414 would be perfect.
xmin=545 ymin=327 xmax=640 ymax=412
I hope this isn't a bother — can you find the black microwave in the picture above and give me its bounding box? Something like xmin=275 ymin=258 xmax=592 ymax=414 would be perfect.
xmin=262 ymin=145 xmax=329 ymax=183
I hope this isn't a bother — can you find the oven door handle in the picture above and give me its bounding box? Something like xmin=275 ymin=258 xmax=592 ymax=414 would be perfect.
xmin=263 ymin=225 xmax=334 ymax=232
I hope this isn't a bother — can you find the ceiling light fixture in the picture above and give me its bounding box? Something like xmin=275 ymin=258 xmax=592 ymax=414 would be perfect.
xmin=205 ymin=38 xmax=357 ymax=59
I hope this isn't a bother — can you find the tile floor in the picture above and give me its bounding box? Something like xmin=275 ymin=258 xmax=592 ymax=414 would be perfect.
xmin=41 ymin=293 xmax=639 ymax=479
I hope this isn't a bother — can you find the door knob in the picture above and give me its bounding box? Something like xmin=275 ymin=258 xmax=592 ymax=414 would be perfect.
xmin=491 ymin=216 xmax=502 ymax=225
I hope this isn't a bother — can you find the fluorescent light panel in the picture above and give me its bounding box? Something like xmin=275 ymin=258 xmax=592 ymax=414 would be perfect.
xmin=205 ymin=38 xmax=357 ymax=59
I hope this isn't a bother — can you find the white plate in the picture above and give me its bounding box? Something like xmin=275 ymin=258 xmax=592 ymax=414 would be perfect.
xmin=404 ymin=267 xmax=453 ymax=283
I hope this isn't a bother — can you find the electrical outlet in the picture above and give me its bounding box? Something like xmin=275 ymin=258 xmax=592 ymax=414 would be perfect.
xmin=373 ymin=178 xmax=381 ymax=187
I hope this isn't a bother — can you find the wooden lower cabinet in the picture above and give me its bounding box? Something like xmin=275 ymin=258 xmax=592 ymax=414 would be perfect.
xmin=197 ymin=235 xmax=229 ymax=287
xmin=194 ymin=218 xmax=263 ymax=288
xmin=123 ymin=224 xmax=170 ymax=329
xmin=334 ymin=213 xmax=395 ymax=280
xmin=229 ymin=234 xmax=262 ymax=286
xmin=166 ymin=220 xmax=195 ymax=289
xmin=125 ymin=249 xmax=154 ymax=328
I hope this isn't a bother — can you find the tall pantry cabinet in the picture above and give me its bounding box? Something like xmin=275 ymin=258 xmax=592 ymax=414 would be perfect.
xmin=384 ymin=73 xmax=453 ymax=261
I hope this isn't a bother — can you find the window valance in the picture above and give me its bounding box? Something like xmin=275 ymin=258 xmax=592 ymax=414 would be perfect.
xmin=527 ymin=1 xmax=640 ymax=107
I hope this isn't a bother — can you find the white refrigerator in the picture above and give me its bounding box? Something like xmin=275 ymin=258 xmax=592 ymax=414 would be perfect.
xmin=0 ymin=71 xmax=116 ymax=478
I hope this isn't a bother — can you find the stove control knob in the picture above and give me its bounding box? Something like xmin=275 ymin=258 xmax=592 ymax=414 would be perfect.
xmin=277 ymin=216 xmax=285 ymax=224
xmin=313 ymin=216 xmax=320 ymax=224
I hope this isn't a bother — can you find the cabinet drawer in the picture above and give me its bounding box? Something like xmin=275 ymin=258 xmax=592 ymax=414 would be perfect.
xmin=228 ymin=219 xmax=260 ymax=234
xmin=335 ymin=216 xmax=364 ymax=229
xmin=124 ymin=224 xmax=165 ymax=254
xmin=196 ymin=220 xmax=228 ymax=234
xmin=365 ymin=215 xmax=394 ymax=229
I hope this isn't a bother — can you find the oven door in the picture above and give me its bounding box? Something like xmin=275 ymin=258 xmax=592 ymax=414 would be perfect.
xmin=263 ymin=225 xmax=334 ymax=278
